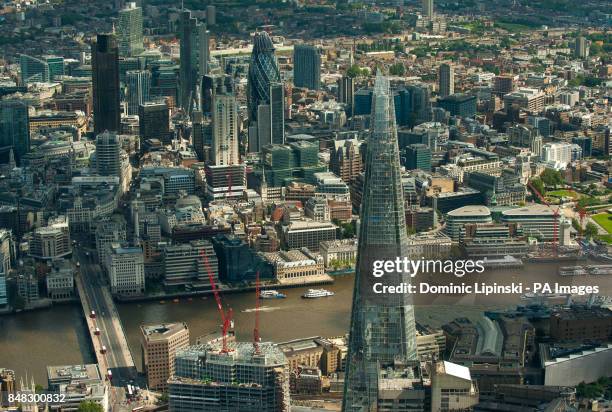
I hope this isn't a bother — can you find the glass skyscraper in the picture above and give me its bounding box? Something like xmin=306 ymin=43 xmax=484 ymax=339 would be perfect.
xmin=293 ymin=44 xmax=321 ymax=90
xmin=126 ymin=70 xmax=151 ymax=115
xmin=342 ymin=73 xmax=418 ymax=411
xmin=92 ymin=33 xmax=121 ymax=134
xmin=247 ymin=32 xmax=283 ymax=152
xmin=178 ymin=9 xmax=209 ymax=112
xmin=19 ymin=54 xmax=64 ymax=84
xmin=0 ymin=99 xmax=30 ymax=165
xmin=118 ymin=2 xmax=144 ymax=57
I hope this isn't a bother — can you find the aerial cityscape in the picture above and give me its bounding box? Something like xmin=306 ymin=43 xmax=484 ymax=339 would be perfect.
xmin=0 ymin=0 xmax=611 ymax=411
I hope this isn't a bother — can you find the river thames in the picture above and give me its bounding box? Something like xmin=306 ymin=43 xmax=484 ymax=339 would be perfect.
xmin=2 ymin=261 xmax=610 ymax=385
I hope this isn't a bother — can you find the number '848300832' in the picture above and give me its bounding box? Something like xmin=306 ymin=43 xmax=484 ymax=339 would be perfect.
xmin=8 ymin=393 xmax=66 ymax=403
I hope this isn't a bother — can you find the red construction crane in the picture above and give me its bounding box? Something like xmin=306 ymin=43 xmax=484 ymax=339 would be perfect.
xmin=200 ymin=250 xmax=233 ymax=353
xmin=253 ymin=271 xmax=261 ymax=354
xmin=527 ymin=181 xmax=560 ymax=255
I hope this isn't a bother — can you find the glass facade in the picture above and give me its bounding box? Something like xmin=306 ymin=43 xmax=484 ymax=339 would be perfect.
xmin=342 ymin=74 xmax=418 ymax=411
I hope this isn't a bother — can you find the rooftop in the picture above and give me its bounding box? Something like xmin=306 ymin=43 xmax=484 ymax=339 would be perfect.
xmin=141 ymin=322 xmax=188 ymax=342
xmin=447 ymin=205 xmax=491 ymax=218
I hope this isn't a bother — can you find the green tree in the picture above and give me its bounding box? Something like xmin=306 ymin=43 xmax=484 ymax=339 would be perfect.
xmin=346 ymin=64 xmax=365 ymax=78
xmin=530 ymin=178 xmax=545 ymax=198
xmin=540 ymin=168 xmax=564 ymax=187
xmin=156 ymin=393 xmax=169 ymax=405
xmin=585 ymin=222 xmax=598 ymax=239
xmin=77 ymin=401 xmax=103 ymax=412
xmin=389 ymin=62 xmax=405 ymax=76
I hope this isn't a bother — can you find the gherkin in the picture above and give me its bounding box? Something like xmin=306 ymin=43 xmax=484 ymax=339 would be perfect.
xmin=247 ymin=32 xmax=281 ymax=124
xmin=342 ymin=73 xmax=418 ymax=411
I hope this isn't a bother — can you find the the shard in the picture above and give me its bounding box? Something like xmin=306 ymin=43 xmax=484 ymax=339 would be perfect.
xmin=342 ymin=73 xmax=418 ymax=411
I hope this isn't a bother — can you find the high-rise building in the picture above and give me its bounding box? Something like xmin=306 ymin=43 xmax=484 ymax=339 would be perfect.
xmin=422 ymin=0 xmax=433 ymax=17
xmin=330 ymin=139 xmax=363 ymax=184
xmin=179 ymin=10 xmax=210 ymax=111
xmin=201 ymin=73 xmax=233 ymax=114
xmin=293 ymin=44 xmax=321 ymax=90
xmin=125 ymin=70 xmax=151 ymax=115
xmin=338 ymin=75 xmax=355 ymax=116
xmin=574 ymin=36 xmax=589 ymax=59
xmin=438 ymin=63 xmax=454 ymax=97
xmin=343 ymin=74 xmax=418 ymax=410
xmin=0 ymin=99 xmax=30 ymax=164
xmin=211 ymin=93 xmax=239 ymax=166
xmin=19 ymin=55 xmax=64 ymax=84
xmin=95 ymin=131 xmax=121 ymax=176
xmin=141 ymin=323 xmax=190 ymax=391
xmin=247 ymin=32 xmax=282 ymax=152
xmin=269 ymin=82 xmax=285 ymax=145
xmin=206 ymin=5 xmax=216 ymax=25
xmin=92 ymin=34 xmax=121 ymax=134
xmin=169 ymin=341 xmax=290 ymax=411
xmin=118 ymin=2 xmax=144 ymax=57
xmin=139 ymin=101 xmax=169 ymax=141
xmin=405 ymin=143 xmax=432 ymax=171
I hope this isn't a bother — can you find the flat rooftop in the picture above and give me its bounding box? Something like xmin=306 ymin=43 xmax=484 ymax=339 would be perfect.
xmin=447 ymin=205 xmax=491 ymax=217
xmin=47 ymin=364 xmax=101 ymax=383
xmin=141 ymin=322 xmax=188 ymax=342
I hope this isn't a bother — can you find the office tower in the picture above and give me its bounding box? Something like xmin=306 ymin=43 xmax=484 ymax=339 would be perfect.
xmin=201 ymin=73 xmax=233 ymax=114
xmin=141 ymin=323 xmax=190 ymax=391
xmin=330 ymin=139 xmax=363 ymax=184
xmin=139 ymin=101 xmax=169 ymax=141
xmin=92 ymin=34 xmax=121 ymax=134
xmin=125 ymin=70 xmax=151 ymax=115
xmin=179 ymin=10 xmax=210 ymax=112
xmin=169 ymin=342 xmax=290 ymax=411
xmin=118 ymin=2 xmax=144 ymax=57
xmin=206 ymin=4 xmax=216 ymax=25
xmin=405 ymin=143 xmax=432 ymax=171
xmin=247 ymin=31 xmax=282 ymax=152
xmin=212 ymin=93 xmax=239 ymax=166
xmin=95 ymin=131 xmax=121 ymax=176
xmin=29 ymin=216 xmax=71 ymax=260
xmin=407 ymin=83 xmax=433 ymax=127
xmin=438 ymin=63 xmax=454 ymax=97
xmin=572 ymin=136 xmax=592 ymax=157
xmin=422 ymin=0 xmax=433 ymax=17
xmin=269 ymin=82 xmax=285 ymax=145
xmin=19 ymin=55 xmax=64 ymax=84
xmin=343 ymin=74 xmax=418 ymax=411
xmin=493 ymin=75 xmax=515 ymax=97
xmin=574 ymin=36 xmax=589 ymax=58
xmin=106 ymin=243 xmax=145 ymax=296
xmin=0 ymin=100 xmax=30 ymax=164
xmin=293 ymin=44 xmax=321 ymax=90
xmin=338 ymin=75 xmax=355 ymax=116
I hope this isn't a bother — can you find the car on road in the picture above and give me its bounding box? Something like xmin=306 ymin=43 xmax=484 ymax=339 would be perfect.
xmin=90 ymin=310 xmax=96 ymax=318
xmin=101 ymin=345 xmax=107 ymax=354
xmin=94 ymin=327 xmax=100 ymax=335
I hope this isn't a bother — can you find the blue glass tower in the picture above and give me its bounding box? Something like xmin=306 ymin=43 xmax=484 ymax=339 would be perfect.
xmin=342 ymin=73 xmax=418 ymax=411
